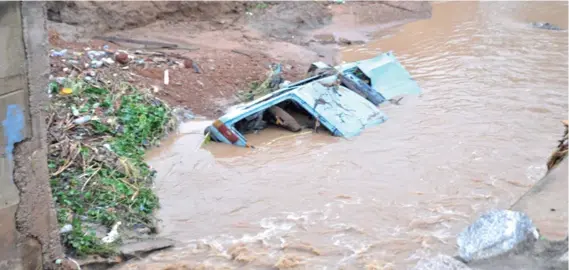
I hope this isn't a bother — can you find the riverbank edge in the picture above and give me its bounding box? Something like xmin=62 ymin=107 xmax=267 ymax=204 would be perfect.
xmin=414 ymin=122 xmax=569 ymax=269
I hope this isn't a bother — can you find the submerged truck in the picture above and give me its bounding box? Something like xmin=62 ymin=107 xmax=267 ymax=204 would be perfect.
xmin=204 ymin=51 xmax=422 ymax=148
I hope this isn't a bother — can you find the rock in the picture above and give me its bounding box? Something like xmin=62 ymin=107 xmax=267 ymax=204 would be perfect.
xmin=338 ymin=37 xmax=352 ymax=45
xmin=115 ymin=52 xmax=129 ymax=65
xmin=465 ymin=237 xmax=568 ymax=270
xmin=559 ymin=251 xmax=568 ymax=262
xmin=119 ymin=238 xmax=175 ymax=259
xmin=314 ymin=33 xmax=336 ymax=44
xmin=457 ymin=210 xmax=538 ymax=262
xmin=152 ymin=57 xmax=168 ymax=63
xmin=531 ymin=22 xmax=562 ymax=31
xmin=172 ymin=107 xmax=195 ymax=122
xmin=133 ymin=223 xmax=152 ymax=234
xmin=74 ymin=255 xmax=123 ymax=270
xmin=183 ymin=59 xmax=193 ymax=69
xmin=83 ymin=222 xmax=108 ymax=239
xmin=413 ymin=255 xmax=472 ymax=270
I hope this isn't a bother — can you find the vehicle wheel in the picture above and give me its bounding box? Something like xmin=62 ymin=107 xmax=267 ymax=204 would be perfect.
xmin=268 ymin=106 xmax=302 ymax=132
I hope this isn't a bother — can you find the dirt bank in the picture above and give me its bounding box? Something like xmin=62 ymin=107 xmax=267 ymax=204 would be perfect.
xmin=47 ymin=1 xmax=431 ymax=118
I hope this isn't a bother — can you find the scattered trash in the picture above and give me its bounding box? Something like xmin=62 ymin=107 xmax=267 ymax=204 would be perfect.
xmin=47 ymin=42 xmax=177 ymax=257
xmin=102 ymin=57 xmax=115 ymax=66
xmin=87 ymin=50 xmax=107 ymax=60
xmin=50 ymin=49 xmax=67 ymax=57
xmin=74 ymin=115 xmax=92 ymax=125
xmin=91 ymin=60 xmax=104 ymax=68
xmin=164 ymin=69 xmax=169 ymax=85
xmin=103 ymin=44 xmax=109 ymax=50
xmin=279 ymin=80 xmax=291 ymax=88
xmin=71 ymin=105 xmax=79 ymax=116
xmin=60 ymin=88 xmax=73 ymax=95
xmin=55 ymin=77 xmax=66 ymax=85
xmin=102 ymin=221 xmax=122 ymax=244
xmin=457 ymin=209 xmax=538 ymax=262
xmin=60 ymin=224 xmax=73 ymax=234
xmin=192 ymin=62 xmax=201 ymax=74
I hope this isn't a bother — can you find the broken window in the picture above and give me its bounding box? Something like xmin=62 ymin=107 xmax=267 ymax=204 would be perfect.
xmin=346 ymin=67 xmax=371 ymax=86
xmin=234 ymin=99 xmax=326 ymax=135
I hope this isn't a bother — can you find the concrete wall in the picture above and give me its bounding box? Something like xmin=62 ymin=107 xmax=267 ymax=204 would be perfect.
xmin=0 ymin=2 xmax=62 ymax=269
xmin=511 ymin=158 xmax=568 ymax=240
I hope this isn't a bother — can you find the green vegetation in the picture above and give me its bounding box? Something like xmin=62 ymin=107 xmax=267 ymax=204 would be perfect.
xmin=48 ymin=78 xmax=175 ymax=257
xmin=247 ymin=1 xmax=269 ymax=12
xmin=236 ymin=64 xmax=282 ymax=102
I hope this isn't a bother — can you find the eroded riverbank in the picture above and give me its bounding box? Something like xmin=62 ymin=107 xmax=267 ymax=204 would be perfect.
xmin=113 ymin=1 xmax=568 ymax=269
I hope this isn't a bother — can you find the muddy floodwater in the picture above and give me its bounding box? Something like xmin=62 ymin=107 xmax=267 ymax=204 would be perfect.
xmin=121 ymin=2 xmax=568 ymax=269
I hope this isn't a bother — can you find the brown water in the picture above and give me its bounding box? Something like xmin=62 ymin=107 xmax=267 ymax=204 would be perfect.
xmin=120 ymin=2 xmax=568 ymax=269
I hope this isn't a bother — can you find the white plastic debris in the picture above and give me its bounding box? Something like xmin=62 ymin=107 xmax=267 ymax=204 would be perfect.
xmin=55 ymin=77 xmax=66 ymax=85
xmin=102 ymin=221 xmax=121 ymax=244
xmin=50 ymin=49 xmax=67 ymax=57
xmin=102 ymin=57 xmax=115 ymax=66
xmin=103 ymin=143 xmax=112 ymax=151
xmin=60 ymin=224 xmax=73 ymax=234
xmin=457 ymin=209 xmax=538 ymax=262
xmin=279 ymin=80 xmax=291 ymax=88
xmin=164 ymin=69 xmax=169 ymax=85
xmin=87 ymin=50 xmax=106 ymax=60
xmin=91 ymin=60 xmax=104 ymax=68
xmin=74 ymin=116 xmax=92 ymax=125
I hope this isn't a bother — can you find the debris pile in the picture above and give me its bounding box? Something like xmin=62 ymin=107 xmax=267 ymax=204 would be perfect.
xmin=235 ymin=63 xmax=287 ymax=102
xmin=49 ymin=42 xmax=202 ymax=90
xmin=47 ymin=44 xmax=180 ymax=256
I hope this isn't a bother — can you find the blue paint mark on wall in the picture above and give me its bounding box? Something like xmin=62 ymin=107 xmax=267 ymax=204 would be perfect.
xmin=2 ymin=104 xmax=25 ymax=160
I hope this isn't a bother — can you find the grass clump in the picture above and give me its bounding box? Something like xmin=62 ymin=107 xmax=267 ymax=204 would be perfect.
xmin=236 ymin=64 xmax=283 ymax=102
xmin=48 ymin=77 xmax=175 ymax=257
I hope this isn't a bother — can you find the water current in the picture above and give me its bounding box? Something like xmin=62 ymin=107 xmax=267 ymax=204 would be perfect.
xmin=120 ymin=2 xmax=568 ymax=269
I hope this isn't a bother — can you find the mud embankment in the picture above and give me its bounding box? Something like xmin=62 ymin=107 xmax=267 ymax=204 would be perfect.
xmin=47 ymin=1 xmax=431 ymax=118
